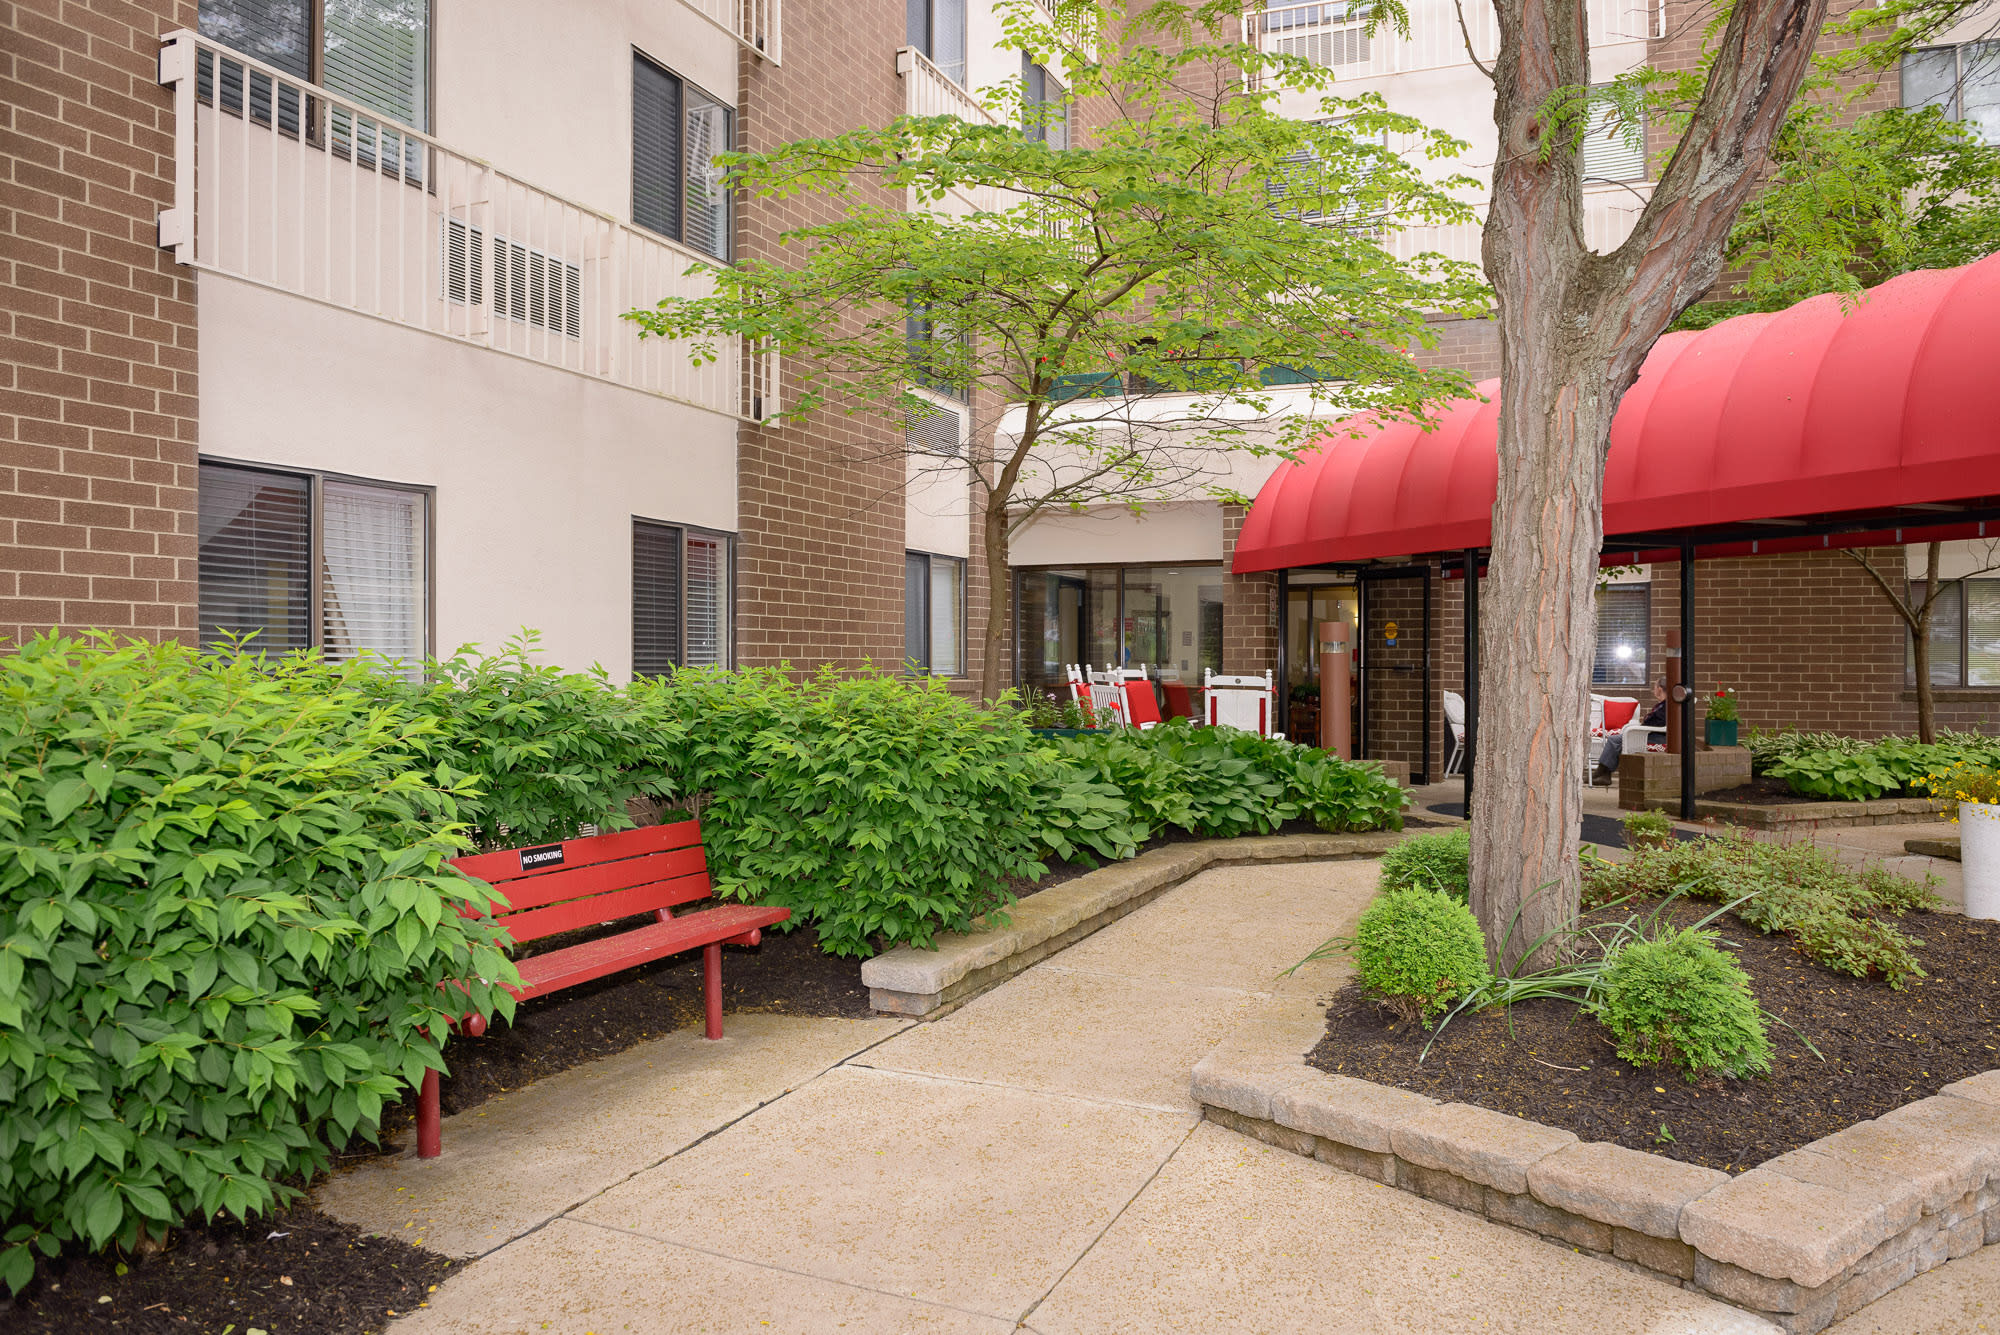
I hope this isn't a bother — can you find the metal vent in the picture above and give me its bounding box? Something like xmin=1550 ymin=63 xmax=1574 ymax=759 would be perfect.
xmin=906 ymin=402 xmax=963 ymax=456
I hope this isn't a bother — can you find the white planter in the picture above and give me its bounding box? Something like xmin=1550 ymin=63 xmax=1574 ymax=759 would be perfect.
xmin=1960 ymin=802 xmax=2000 ymax=921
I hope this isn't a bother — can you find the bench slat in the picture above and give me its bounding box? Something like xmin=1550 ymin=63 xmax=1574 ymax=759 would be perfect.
xmin=510 ymin=904 xmax=790 ymax=1000
xmin=452 ymin=819 xmax=702 ymax=885
xmin=472 ymin=845 xmax=709 ymax=918
xmin=494 ymin=871 xmax=715 ymax=945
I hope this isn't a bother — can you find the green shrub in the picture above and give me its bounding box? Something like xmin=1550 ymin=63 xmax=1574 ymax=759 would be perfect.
xmin=1743 ymin=728 xmax=1865 ymax=776
xmin=1352 ymin=888 xmax=1492 ymax=1023
xmin=1766 ymin=734 xmax=2000 ymax=801
xmin=635 ymin=667 xmax=1050 ymax=957
xmin=1599 ymin=834 xmax=1933 ymax=989
xmin=1789 ymin=907 xmax=1926 ymax=989
xmin=1019 ymin=753 xmax=1147 ymax=864
xmin=1591 ymin=928 xmax=1772 ymax=1081
xmin=363 ymin=633 xmax=685 ymax=848
xmin=0 ymin=635 xmax=518 ymax=1292
xmin=1378 ymin=828 xmax=1470 ymax=900
xmin=1621 ymin=809 xmax=1674 ymax=850
xmin=1131 ymin=722 xmax=1405 ymax=837
xmin=1051 ymin=731 xmax=1194 ymax=841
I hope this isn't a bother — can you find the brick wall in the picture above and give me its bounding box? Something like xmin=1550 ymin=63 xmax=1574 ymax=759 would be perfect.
xmin=1219 ymin=503 xmax=1278 ymax=677
xmin=735 ymin=1 xmax=909 ymax=678
xmin=1 ymin=0 xmax=199 ymax=648
xmin=1412 ymin=314 xmax=1500 ymax=382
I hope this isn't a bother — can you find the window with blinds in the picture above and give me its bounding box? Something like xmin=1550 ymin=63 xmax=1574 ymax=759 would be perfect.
xmin=198 ymin=461 xmax=429 ymax=670
xmin=1023 ymin=57 xmax=1068 ymax=148
xmin=634 ymin=520 xmax=735 ymax=676
xmin=1903 ymin=42 xmax=2000 ymax=145
xmin=1580 ymin=87 xmax=1646 ymax=182
xmin=905 ymin=551 xmax=965 ymax=676
xmin=908 ymin=0 xmax=969 ymax=86
xmin=1907 ymin=579 xmax=2000 ymax=685
xmin=1593 ymin=584 xmax=1650 ymax=685
xmin=198 ymin=1 xmax=430 ymax=131
xmin=633 ymin=53 xmax=733 ymax=261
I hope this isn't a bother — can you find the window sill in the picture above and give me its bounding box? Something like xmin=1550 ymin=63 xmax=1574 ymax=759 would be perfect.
xmin=1899 ymin=688 xmax=2000 ymax=703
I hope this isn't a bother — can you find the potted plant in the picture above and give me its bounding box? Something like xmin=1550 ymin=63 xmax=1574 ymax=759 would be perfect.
xmin=1928 ymin=760 xmax=2000 ymax=920
xmin=1704 ymin=687 xmax=1739 ymax=748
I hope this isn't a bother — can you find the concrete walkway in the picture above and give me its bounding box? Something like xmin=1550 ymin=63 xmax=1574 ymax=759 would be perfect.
xmin=320 ymin=859 xmax=1993 ymax=1333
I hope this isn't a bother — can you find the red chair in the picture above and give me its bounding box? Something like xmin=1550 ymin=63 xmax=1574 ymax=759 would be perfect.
xmin=1160 ymin=681 xmax=1194 ymax=720
xmin=1120 ymin=678 xmax=1163 ymax=730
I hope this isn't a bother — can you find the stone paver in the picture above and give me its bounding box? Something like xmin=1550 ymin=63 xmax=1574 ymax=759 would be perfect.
xmin=1026 ymin=1122 xmax=1778 ymax=1335
xmin=1821 ymin=1242 xmax=2000 ymax=1335
xmin=317 ymin=1013 xmax=906 ymax=1257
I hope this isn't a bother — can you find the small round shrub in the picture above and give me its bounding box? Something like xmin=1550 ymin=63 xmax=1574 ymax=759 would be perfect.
xmin=1377 ymin=828 xmax=1469 ymax=900
xmin=1591 ymin=928 xmax=1773 ymax=1081
xmin=1620 ymin=809 xmax=1674 ymax=850
xmin=1353 ymin=887 xmax=1492 ymax=1023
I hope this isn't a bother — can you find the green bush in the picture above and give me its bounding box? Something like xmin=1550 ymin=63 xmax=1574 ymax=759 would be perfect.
xmin=1591 ymin=928 xmax=1772 ymax=1081
xmin=1353 ymin=888 xmax=1492 ymax=1023
xmin=1766 ymin=734 xmax=2000 ymax=801
xmin=635 ymin=667 xmax=1050 ymax=957
xmin=0 ymin=635 xmax=518 ymax=1292
xmin=1133 ymin=722 xmax=1405 ymax=836
xmin=1743 ymin=728 xmax=1864 ymax=776
xmin=1378 ymin=829 xmax=1470 ymax=900
xmin=1600 ymin=835 xmax=1937 ymax=988
xmin=1049 ymin=731 xmax=1194 ymax=842
xmin=365 ymin=633 xmax=685 ymax=848
xmin=1621 ymin=809 xmax=1674 ymax=850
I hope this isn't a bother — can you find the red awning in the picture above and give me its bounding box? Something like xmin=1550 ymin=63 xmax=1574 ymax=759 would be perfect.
xmin=1231 ymin=252 xmax=2000 ymax=573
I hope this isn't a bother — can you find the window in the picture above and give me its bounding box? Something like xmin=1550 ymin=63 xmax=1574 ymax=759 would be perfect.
xmin=1593 ymin=584 xmax=1649 ymax=685
xmin=1903 ymin=42 xmax=2000 ymax=145
xmin=1907 ymin=579 xmax=2000 ymax=686
xmin=198 ymin=0 xmax=429 ymax=174
xmin=907 ymin=305 xmax=969 ymax=402
xmin=633 ymin=520 xmax=734 ymax=675
xmin=633 ymin=53 xmax=733 ymax=261
xmin=1015 ymin=565 xmax=1224 ymax=691
xmin=198 ymin=461 xmax=429 ymax=669
xmin=905 ymin=552 xmax=965 ymax=675
xmin=1580 ymin=86 xmax=1647 ymax=182
xmin=907 ymin=0 xmax=968 ymax=86
xmin=1023 ymin=56 xmax=1068 ymax=148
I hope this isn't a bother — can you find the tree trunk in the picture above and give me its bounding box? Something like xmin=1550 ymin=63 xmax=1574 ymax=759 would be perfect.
xmin=1914 ymin=541 xmax=1941 ymax=743
xmin=1473 ymin=0 xmax=1826 ymax=973
xmin=980 ymin=492 xmax=1012 ymax=702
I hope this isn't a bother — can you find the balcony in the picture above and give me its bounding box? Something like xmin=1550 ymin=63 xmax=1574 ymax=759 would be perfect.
xmin=686 ymin=0 xmax=784 ymax=64
xmin=1255 ymin=0 xmax=1662 ymax=81
xmin=156 ymin=30 xmax=775 ymax=423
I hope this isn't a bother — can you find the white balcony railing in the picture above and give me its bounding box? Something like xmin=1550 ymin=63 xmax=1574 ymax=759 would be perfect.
xmin=685 ymin=0 xmax=784 ymax=64
xmin=1255 ymin=0 xmax=1662 ymax=81
xmin=1384 ymin=193 xmax=1647 ymax=265
xmin=897 ymin=46 xmax=999 ymax=123
xmin=156 ymin=30 xmax=775 ymax=423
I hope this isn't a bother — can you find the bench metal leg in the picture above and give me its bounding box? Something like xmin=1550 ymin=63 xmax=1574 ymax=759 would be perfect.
xmin=417 ymin=1067 xmax=442 ymax=1158
xmin=703 ymin=941 xmax=723 ymax=1040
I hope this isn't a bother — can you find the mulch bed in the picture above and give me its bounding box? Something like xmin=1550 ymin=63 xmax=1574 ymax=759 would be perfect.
xmin=4 ymin=1202 xmax=455 ymax=1335
xmin=1309 ymin=898 xmax=2000 ymax=1173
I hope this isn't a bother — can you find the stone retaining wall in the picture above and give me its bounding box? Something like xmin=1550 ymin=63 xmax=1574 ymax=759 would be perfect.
xmin=1194 ymin=1037 xmax=2000 ymax=1334
xmin=1617 ymin=746 xmax=1752 ymax=810
xmin=860 ymin=830 xmax=1401 ymax=1018
xmin=1698 ymin=795 xmax=1942 ymax=830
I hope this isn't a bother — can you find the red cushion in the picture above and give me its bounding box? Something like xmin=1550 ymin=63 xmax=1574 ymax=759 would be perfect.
xmin=1602 ymin=699 xmax=1638 ymax=730
xmin=1121 ymin=679 xmax=1162 ymax=727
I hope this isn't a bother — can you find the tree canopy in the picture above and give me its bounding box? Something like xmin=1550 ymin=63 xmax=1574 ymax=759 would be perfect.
xmin=628 ymin=1 xmax=1488 ymax=696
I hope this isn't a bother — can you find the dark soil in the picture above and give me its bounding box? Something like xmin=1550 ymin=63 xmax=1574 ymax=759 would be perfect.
xmin=4 ymin=1201 xmax=455 ymax=1335
xmin=1309 ymin=899 xmax=2000 ymax=1172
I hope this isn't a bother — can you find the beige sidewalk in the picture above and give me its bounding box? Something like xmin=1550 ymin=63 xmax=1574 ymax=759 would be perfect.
xmin=319 ymin=859 xmax=1992 ymax=1334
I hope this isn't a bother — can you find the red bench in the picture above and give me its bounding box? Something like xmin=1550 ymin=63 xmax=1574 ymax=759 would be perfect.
xmin=417 ymin=818 xmax=789 ymax=1158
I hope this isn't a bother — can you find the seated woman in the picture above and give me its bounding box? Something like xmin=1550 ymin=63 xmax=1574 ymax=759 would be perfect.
xmin=1594 ymin=679 xmax=1667 ymax=783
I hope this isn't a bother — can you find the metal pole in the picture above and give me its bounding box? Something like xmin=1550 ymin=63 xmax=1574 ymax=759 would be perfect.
xmin=1681 ymin=543 xmax=1697 ymax=820
xmin=1276 ymin=568 xmax=1290 ymax=737
xmin=1421 ymin=564 xmax=1433 ymax=785
xmin=1463 ymin=549 xmax=1479 ymax=819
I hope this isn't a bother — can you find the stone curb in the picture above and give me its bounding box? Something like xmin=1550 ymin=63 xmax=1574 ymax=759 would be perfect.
xmin=1697 ymin=795 xmax=1941 ymax=830
xmin=861 ymin=830 xmax=1401 ymax=1018
xmin=1190 ymin=993 xmax=2000 ymax=1335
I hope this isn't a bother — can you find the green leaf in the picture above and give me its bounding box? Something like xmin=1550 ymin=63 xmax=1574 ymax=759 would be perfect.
xmin=43 ymin=777 xmax=93 ymax=823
